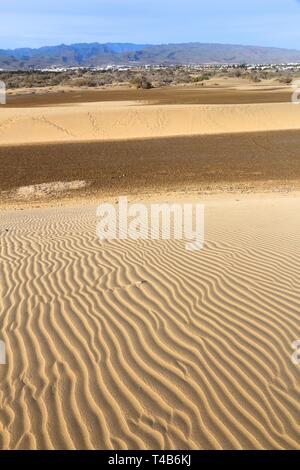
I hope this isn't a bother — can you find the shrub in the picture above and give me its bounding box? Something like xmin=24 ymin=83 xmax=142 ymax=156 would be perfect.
xmin=192 ymin=75 xmax=210 ymax=83
xmin=130 ymin=75 xmax=153 ymax=89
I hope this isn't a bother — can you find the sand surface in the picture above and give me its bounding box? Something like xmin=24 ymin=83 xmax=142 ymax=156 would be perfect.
xmin=0 ymin=194 xmax=300 ymax=449
xmin=1 ymin=102 xmax=300 ymax=146
xmin=2 ymin=130 xmax=300 ymax=207
xmin=1 ymin=87 xmax=300 ymax=450
xmin=6 ymin=85 xmax=292 ymax=108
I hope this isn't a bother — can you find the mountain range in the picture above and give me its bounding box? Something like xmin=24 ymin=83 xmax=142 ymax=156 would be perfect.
xmin=1 ymin=42 xmax=300 ymax=69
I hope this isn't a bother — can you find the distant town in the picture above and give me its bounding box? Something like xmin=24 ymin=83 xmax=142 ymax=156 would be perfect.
xmin=2 ymin=62 xmax=300 ymax=73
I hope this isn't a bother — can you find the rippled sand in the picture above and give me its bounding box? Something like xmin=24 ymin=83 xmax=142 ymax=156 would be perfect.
xmin=0 ymin=194 xmax=299 ymax=449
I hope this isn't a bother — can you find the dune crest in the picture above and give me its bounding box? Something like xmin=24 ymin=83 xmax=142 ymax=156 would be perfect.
xmin=1 ymin=102 xmax=300 ymax=145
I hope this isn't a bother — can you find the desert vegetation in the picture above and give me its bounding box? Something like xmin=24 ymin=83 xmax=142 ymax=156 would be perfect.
xmin=1 ymin=64 xmax=300 ymax=90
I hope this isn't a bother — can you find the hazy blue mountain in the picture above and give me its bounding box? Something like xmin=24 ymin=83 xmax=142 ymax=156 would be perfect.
xmin=1 ymin=42 xmax=300 ymax=69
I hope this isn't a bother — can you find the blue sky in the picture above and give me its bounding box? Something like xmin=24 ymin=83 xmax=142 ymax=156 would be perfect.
xmin=1 ymin=0 xmax=300 ymax=50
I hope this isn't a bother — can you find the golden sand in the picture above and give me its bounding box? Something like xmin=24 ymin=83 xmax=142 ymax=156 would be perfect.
xmin=0 ymin=194 xmax=299 ymax=449
xmin=1 ymin=102 xmax=300 ymax=146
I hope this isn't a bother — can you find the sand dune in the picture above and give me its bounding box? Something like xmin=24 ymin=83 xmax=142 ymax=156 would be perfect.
xmin=6 ymin=85 xmax=292 ymax=108
xmin=1 ymin=102 xmax=300 ymax=145
xmin=0 ymin=194 xmax=299 ymax=449
xmin=2 ymin=129 xmax=300 ymax=208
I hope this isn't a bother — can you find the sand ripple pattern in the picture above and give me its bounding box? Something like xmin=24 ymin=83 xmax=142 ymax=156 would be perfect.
xmin=0 ymin=199 xmax=300 ymax=449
